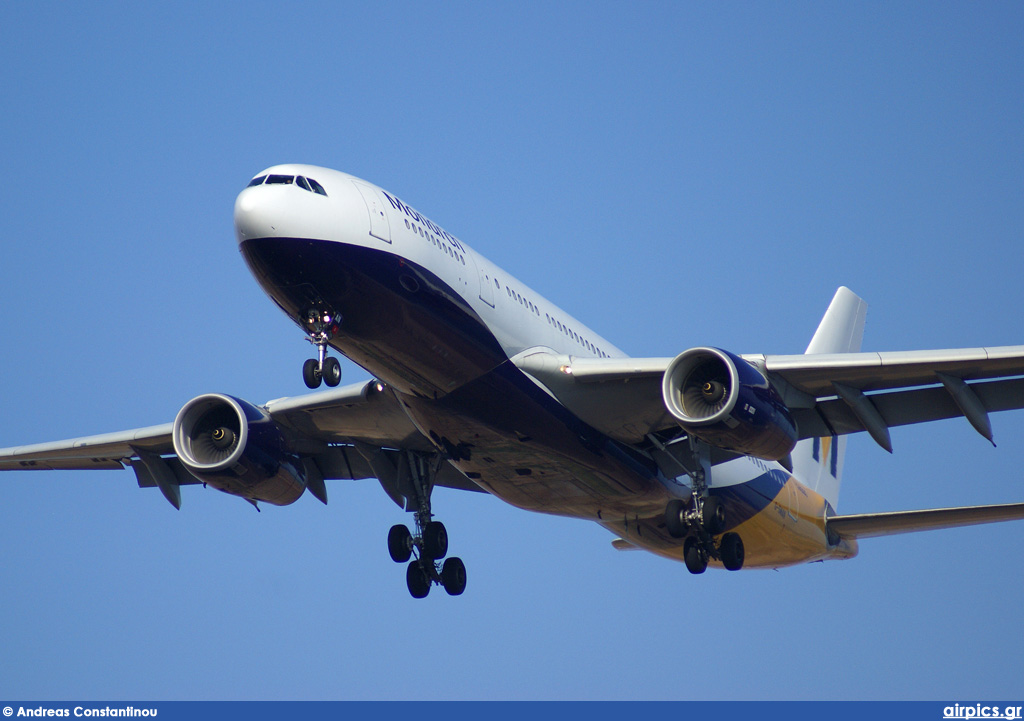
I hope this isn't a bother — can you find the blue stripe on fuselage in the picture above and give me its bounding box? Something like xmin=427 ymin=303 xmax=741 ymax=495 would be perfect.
xmin=710 ymin=468 xmax=790 ymax=531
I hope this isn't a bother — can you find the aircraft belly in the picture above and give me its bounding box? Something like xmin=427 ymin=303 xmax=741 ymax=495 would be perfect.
xmin=607 ymin=475 xmax=851 ymax=568
xmin=397 ymin=361 xmax=671 ymax=519
xmin=240 ymin=235 xmax=670 ymax=520
xmin=240 ymin=236 xmax=506 ymax=398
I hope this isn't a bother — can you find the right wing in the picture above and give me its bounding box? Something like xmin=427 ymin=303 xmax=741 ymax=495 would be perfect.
xmin=754 ymin=346 xmax=1024 ymax=450
xmin=514 ymin=345 xmax=1024 ymax=451
xmin=0 ymin=380 xmax=483 ymax=509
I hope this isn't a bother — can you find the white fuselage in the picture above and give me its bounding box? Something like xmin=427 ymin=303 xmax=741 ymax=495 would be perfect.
xmin=234 ymin=164 xmax=852 ymax=569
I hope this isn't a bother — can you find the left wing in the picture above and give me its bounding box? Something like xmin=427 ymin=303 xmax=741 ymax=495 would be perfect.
xmin=0 ymin=380 xmax=483 ymax=508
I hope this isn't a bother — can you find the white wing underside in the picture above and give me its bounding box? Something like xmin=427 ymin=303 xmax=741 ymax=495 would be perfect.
xmin=5 ymin=343 xmax=1024 ymax=536
xmin=0 ymin=381 xmax=481 ymax=498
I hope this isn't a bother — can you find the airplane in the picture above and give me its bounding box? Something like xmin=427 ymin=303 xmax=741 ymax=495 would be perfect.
xmin=4 ymin=163 xmax=1024 ymax=599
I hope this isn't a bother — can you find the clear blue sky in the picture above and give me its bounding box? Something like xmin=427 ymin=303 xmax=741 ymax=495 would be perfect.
xmin=1 ymin=1 xmax=1023 ymax=701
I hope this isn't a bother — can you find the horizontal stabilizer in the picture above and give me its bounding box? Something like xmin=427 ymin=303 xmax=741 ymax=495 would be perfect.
xmin=828 ymin=501 xmax=1024 ymax=539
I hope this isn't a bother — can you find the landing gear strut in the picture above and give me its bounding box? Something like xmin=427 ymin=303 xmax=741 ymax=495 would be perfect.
xmin=302 ymin=309 xmax=342 ymax=389
xmin=660 ymin=437 xmax=745 ymax=573
xmin=386 ymin=452 xmax=467 ymax=598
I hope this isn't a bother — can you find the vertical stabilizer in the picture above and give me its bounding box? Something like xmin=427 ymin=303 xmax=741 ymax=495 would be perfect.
xmin=791 ymin=287 xmax=867 ymax=509
xmin=804 ymin=286 xmax=867 ymax=355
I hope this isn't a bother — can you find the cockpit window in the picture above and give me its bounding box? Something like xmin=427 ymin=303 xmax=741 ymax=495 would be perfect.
xmin=306 ymin=177 xmax=327 ymax=196
xmin=247 ymin=173 xmax=327 ymax=196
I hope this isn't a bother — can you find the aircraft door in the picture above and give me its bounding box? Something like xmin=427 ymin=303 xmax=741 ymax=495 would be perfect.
xmin=352 ymin=181 xmax=392 ymax=243
xmin=461 ymin=250 xmax=494 ymax=309
xmin=478 ymin=268 xmax=495 ymax=308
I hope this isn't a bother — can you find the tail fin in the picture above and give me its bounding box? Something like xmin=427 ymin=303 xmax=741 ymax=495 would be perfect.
xmin=790 ymin=287 xmax=867 ymax=509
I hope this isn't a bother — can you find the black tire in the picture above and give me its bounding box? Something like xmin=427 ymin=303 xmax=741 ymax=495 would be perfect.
xmin=441 ymin=557 xmax=467 ymax=596
xmin=302 ymin=358 xmax=322 ymax=389
xmin=388 ymin=524 xmax=412 ymax=563
xmin=720 ymin=532 xmax=745 ymax=571
xmin=322 ymin=357 xmax=342 ymax=387
xmin=684 ymin=537 xmax=708 ymax=575
xmin=664 ymin=498 xmax=689 ymax=538
xmin=406 ymin=560 xmax=431 ymax=599
xmin=702 ymin=496 xmax=726 ymax=535
xmin=422 ymin=521 xmax=448 ymax=560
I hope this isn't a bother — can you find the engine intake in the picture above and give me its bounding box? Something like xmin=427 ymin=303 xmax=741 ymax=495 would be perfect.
xmin=662 ymin=347 xmax=797 ymax=461
xmin=173 ymin=394 xmax=307 ymax=506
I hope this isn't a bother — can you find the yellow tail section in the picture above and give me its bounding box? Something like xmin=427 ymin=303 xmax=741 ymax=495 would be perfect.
xmin=791 ymin=287 xmax=867 ymax=510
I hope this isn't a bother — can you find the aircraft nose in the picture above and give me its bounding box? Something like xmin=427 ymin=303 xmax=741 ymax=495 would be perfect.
xmin=234 ymin=169 xmax=373 ymax=247
xmin=234 ymin=186 xmax=279 ymax=242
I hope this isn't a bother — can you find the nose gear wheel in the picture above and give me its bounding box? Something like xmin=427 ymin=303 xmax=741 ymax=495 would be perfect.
xmin=301 ymin=309 xmax=342 ymax=389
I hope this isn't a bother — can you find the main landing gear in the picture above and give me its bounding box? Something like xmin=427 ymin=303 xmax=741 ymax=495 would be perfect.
xmin=662 ymin=439 xmax=745 ymax=574
xmin=302 ymin=309 xmax=342 ymax=389
xmin=389 ymin=522 xmax=467 ymax=598
xmin=386 ymin=453 xmax=467 ymax=598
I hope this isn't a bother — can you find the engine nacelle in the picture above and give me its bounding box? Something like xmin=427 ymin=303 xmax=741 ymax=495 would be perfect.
xmin=662 ymin=347 xmax=797 ymax=461
xmin=172 ymin=394 xmax=306 ymax=506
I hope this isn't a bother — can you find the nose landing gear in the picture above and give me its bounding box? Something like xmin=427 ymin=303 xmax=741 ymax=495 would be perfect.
xmin=302 ymin=309 xmax=342 ymax=389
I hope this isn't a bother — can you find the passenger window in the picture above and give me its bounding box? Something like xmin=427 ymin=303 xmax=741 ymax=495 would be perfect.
xmin=307 ymin=178 xmax=328 ymax=196
xmin=266 ymin=175 xmax=295 ymax=185
xmin=296 ymin=176 xmax=312 ymax=192
xmin=247 ymin=176 xmax=267 ymax=187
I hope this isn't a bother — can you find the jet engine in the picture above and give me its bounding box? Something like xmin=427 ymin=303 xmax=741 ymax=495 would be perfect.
xmin=172 ymin=393 xmax=307 ymax=505
xmin=662 ymin=347 xmax=797 ymax=461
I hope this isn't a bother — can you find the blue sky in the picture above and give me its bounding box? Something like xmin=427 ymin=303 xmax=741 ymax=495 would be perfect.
xmin=1 ymin=1 xmax=1023 ymax=701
